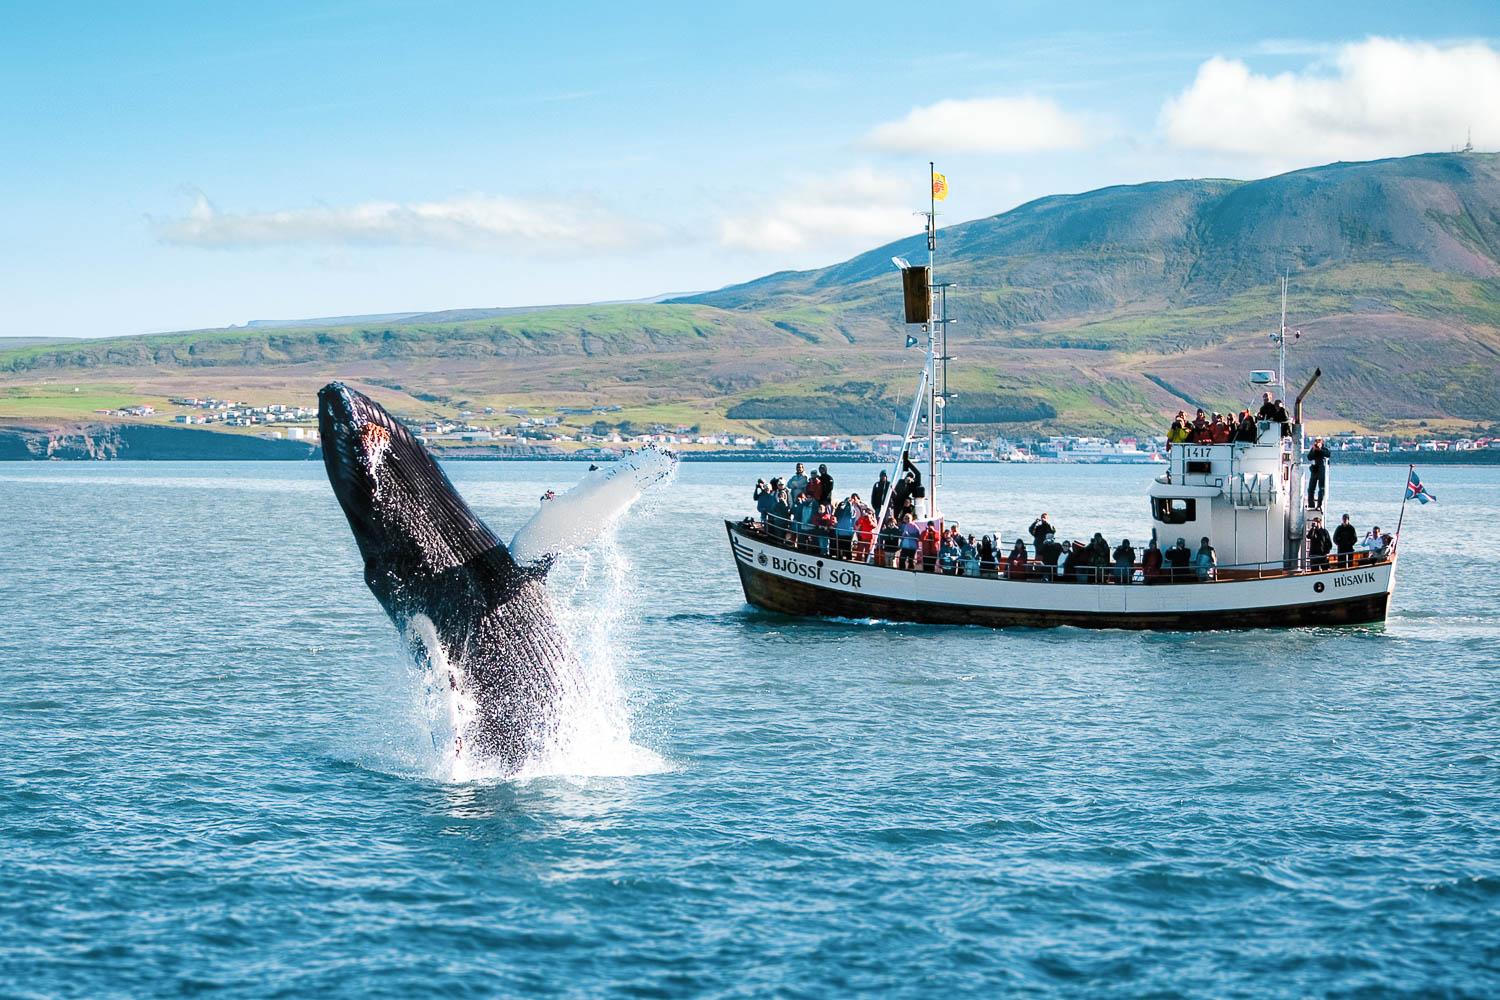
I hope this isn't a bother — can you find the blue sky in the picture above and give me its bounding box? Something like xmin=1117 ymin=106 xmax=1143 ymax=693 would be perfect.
xmin=2 ymin=1 xmax=1497 ymax=338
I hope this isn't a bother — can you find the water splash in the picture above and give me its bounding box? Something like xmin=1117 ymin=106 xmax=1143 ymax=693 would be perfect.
xmin=400 ymin=612 xmax=470 ymax=777
xmin=519 ymin=527 xmax=664 ymax=779
xmin=391 ymin=527 xmax=668 ymax=785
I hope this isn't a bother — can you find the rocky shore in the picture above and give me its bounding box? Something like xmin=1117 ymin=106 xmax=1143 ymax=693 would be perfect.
xmin=0 ymin=421 xmax=320 ymax=461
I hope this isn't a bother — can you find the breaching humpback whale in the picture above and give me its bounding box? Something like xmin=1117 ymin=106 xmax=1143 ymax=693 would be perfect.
xmin=317 ymin=382 xmax=674 ymax=772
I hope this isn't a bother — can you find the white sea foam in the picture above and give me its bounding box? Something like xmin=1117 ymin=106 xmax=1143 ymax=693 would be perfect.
xmin=402 ymin=613 xmax=468 ymax=770
xmin=513 ymin=528 xmax=670 ymax=781
xmin=396 ymin=477 xmax=675 ymax=785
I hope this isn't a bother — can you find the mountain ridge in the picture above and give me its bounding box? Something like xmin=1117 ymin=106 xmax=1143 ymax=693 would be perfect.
xmin=3 ymin=152 xmax=1498 ymax=435
xmin=678 ymin=153 xmax=1500 ymax=318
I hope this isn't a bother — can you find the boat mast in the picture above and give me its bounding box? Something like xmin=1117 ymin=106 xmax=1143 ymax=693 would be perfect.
xmin=925 ymin=161 xmax=946 ymax=519
xmin=877 ymin=165 xmax=948 ymax=531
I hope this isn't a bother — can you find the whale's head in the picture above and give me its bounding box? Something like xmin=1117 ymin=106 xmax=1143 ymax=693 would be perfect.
xmin=317 ymin=382 xmax=516 ymax=605
xmin=318 ymin=382 xmax=411 ymax=555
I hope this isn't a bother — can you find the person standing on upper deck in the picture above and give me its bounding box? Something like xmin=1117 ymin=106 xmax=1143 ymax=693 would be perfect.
xmin=870 ymin=470 xmax=890 ymax=516
xmin=920 ymin=521 xmax=942 ymax=573
xmin=1006 ymin=538 xmax=1028 ymax=579
xmin=769 ymin=484 xmax=793 ymax=540
xmin=938 ymin=531 xmax=961 ymax=575
xmin=1039 ymin=536 xmax=1065 ymax=581
xmin=1113 ymin=538 xmax=1136 ymax=584
xmin=833 ymin=496 xmax=854 ymax=559
xmin=1088 ymin=533 xmax=1111 ymax=584
xmin=1308 ymin=517 xmax=1333 ymax=569
xmin=813 ymin=503 xmax=836 ymax=556
xmin=1271 ymin=399 xmax=1291 ymax=437
xmin=1333 ymin=513 xmax=1358 ymax=569
xmin=1029 ymin=513 xmax=1055 ymax=558
xmin=978 ymin=535 xmax=997 ymax=576
xmin=1234 ymin=410 xmax=1258 ymax=442
xmin=803 ymin=468 xmax=823 ymax=505
xmin=786 ymin=464 xmax=808 ymax=504
xmin=878 ymin=515 xmax=900 ymax=567
xmin=1167 ymin=416 xmax=1190 ymax=448
xmin=899 ymin=514 xmax=921 ymax=571
xmin=756 ymin=478 xmax=777 ymax=523
xmin=795 ymin=490 xmax=818 ymax=550
xmin=1306 ymin=437 xmax=1330 ymax=508
xmin=1142 ymin=538 xmax=1164 ymax=584
xmin=1194 ymin=537 xmax=1217 ymax=581
xmin=1165 ymin=537 xmax=1192 ymax=581
xmin=1210 ymin=414 xmax=1232 ymax=444
xmin=853 ymin=504 xmax=877 ymax=562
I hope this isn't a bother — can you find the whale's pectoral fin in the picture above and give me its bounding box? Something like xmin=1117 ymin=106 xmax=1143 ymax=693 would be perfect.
xmin=508 ymin=445 xmax=677 ymax=565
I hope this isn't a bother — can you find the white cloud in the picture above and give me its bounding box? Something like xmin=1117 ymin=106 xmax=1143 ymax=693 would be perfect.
xmin=863 ymin=96 xmax=1090 ymax=154
xmin=717 ymin=168 xmax=920 ymax=254
xmin=1161 ymin=38 xmax=1500 ymax=161
xmin=158 ymin=192 xmax=657 ymax=252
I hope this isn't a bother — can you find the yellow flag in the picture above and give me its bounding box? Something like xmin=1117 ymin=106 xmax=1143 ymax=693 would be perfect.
xmin=932 ymin=172 xmax=949 ymax=201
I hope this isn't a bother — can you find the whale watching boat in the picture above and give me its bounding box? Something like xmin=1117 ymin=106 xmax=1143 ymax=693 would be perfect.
xmin=725 ymin=167 xmax=1404 ymax=630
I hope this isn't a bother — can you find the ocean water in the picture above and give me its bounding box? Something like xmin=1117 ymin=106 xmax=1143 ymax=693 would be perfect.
xmin=1 ymin=459 xmax=1496 ymax=998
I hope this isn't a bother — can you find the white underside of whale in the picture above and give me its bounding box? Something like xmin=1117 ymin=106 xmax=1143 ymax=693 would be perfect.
xmin=508 ymin=445 xmax=677 ymax=566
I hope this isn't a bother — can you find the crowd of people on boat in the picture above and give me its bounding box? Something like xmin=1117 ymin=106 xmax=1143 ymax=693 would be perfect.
xmin=748 ymin=450 xmax=1390 ymax=583
xmin=751 ymin=459 xmax=1204 ymax=584
xmin=1165 ymin=393 xmax=1292 ymax=446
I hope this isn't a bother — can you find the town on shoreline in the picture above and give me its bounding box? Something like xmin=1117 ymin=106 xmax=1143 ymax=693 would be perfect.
xmin=9 ymin=390 xmax=1497 ymax=464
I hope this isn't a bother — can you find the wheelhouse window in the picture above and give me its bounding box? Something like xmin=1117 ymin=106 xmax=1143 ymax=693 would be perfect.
xmin=1153 ymin=497 xmax=1196 ymax=524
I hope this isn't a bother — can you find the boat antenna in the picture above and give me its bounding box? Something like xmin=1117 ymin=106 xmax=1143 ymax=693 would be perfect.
xmin=1271 ymin=270 xmax=1299 ymax=395
xmin=1279 ymin=272 xmax=1287 ymax=393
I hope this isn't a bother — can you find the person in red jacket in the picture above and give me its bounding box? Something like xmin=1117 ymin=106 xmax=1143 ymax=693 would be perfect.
xmin=1141 ymin=538 xmax=1164 ymax=584
xmin=1005 ymin=538 xmax=1029 ymax=580
xmin=853 ymin=507 xmax=876 ymax=562
xmin=920 ymin=521 xmax=942 ymax=572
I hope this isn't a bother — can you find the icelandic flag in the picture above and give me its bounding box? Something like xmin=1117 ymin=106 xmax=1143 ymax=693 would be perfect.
xmin=1405 ymin=469 xmax=1436 ymax=504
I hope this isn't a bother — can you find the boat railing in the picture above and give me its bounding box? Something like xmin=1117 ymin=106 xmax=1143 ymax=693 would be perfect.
xmin=736 ymin=518 xmax=1392 ymax=585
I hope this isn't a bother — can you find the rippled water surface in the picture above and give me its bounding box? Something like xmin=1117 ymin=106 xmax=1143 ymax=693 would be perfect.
xmin=2 ymin=460 xmax=1497 ymax=997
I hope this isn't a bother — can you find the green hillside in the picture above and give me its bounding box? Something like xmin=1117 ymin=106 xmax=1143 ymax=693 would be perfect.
xmin=3 ymin=152 xmax=1498 ymax=435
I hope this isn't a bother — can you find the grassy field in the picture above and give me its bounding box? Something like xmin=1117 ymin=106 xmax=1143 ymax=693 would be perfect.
xmin=1 ymin=384 xmax=158 ymax=420
xmin=3 ymin=296 xmax=1496 ymax=439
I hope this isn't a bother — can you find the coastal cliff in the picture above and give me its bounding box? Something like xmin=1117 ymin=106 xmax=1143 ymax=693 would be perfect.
xmin=0 ymin=422 xmax=320 ymax=461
